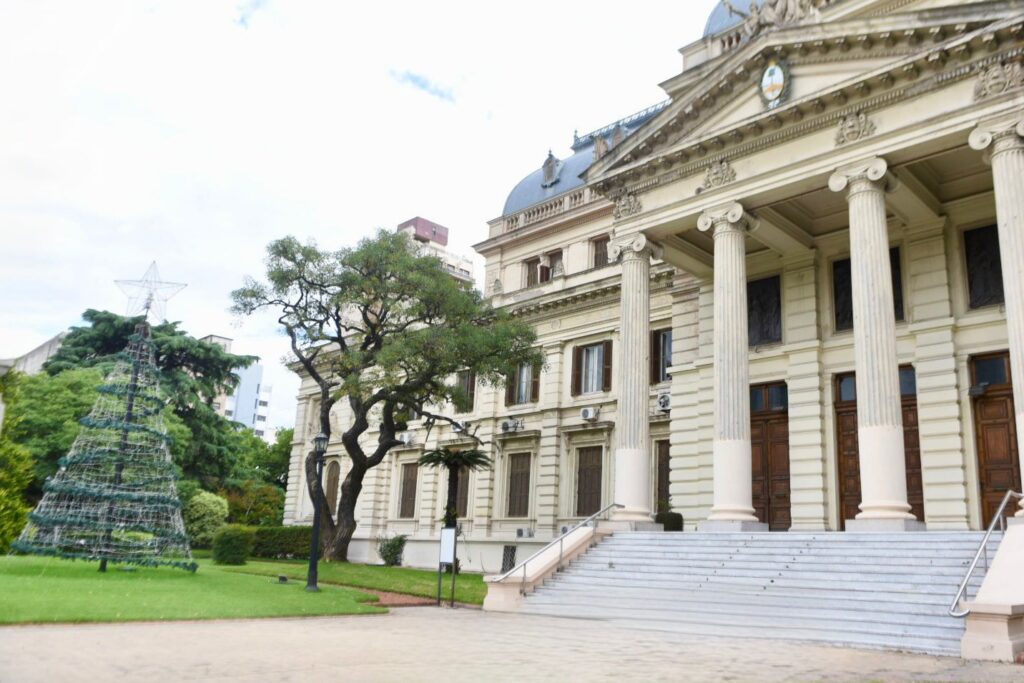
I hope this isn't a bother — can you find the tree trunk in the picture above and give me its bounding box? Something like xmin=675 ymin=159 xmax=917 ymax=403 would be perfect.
xmin=444 ymin=465 xmax=459 ymax=528
xmin=304 ymin=450 xmax=336 ymax=551
xmin=324 ymin=462 xmax=366 ymax=561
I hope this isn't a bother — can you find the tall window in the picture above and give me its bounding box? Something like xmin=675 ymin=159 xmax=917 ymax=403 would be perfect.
xmin=455 ymin=370 xmax=476 ymax=413
xmin=832 ymin=247 xmax=904 ymax=332
xmin=506 ymin=453 xmax=531 ymax=518
xmin=398 ymin=462 xmax=418 ymax=519
xmin=506 ymin=361 xmax=540 ymax=405
xmin=539 ymin=250 xmax=563 ymax=283
xmin=571 ymin=341 xmax=612 ymax=395
xmin=747 ymin=275 xmax=782 ymax=346
xmin=525 ymin=257 xmax=540 ymax=287
xmin=592 ymin=236 xmax=610 ymax=269
xmin=455 ymin=467 xmax=470 ymax=519
xmin=576 ymin=447 xmax=603 ymax=516
xmin=651 ymin=329 xmax=672 ymax=384
xmin=655 ymin=440 xmax=671 ymax=513
xmin=964 ymin=225 xmax=1004 ymax=309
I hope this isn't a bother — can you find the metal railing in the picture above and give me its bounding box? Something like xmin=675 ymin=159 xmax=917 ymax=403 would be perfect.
xmin=948 ymin=489 xmax=1022 ymax=618
xmin=491 ymin=503 xmax=623 ymax=595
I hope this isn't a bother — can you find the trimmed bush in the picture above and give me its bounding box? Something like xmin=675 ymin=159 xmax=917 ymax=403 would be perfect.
xmin=376 ymin=534 xmax=407 ymax=567
xmin=183 ymin=491 xmax=229 ymax=547
xmin=251 ymin=526 xmax=315 ymax=559
xmin=655 ymin=511 xmax=684 ymax=532
xmin=212 ymin=524 xmax=255 ymax=565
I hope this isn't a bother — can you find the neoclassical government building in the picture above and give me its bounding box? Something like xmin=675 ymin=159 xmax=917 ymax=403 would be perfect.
xmin=285 ymin=0 xmax=1024 ymax=572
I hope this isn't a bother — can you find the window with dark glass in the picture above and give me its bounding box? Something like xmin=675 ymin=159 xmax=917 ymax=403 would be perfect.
xmin=455 ymin=370 xmax=476 ymax=413
xmin=655 ymin=440 xmax=671 ymax=513
xmin=964 ymin=225 xmax=1004 ymax=309
xmin=833 ymin=247 xmax=904 ymax=331
xmin=750 ymin=384 xmax=788 ymax=412
xmin=899 ymin=367 xmax=917 ymax=397
xmin=455 ymin=466 xmax=470 ymax=519
xmin=399 ymin=462 xmax=418 ymax=518
xmin=576 ymin=446 xmax=603 ymax=516
xmin=592 ymin=236 xmax=610 ymax=268
xmin=571 ymin=341 xmax=612 ymax=395
xmin=506 ymin=453 xmax=531 ymax=517
xmin=651 ymin=329 xmax=672 ymax=384
xmin=748 ymin=275 xmax=782 ymax=346
xmin=974 ymin=355 xmax=1009 ymax=387
xmin=525 ymin=257 xmax=540 ymax=287
xmin=505 ymin=361 xmax=541 ymax=405
xmin=539 ymin=250 xmax=563 ymax=283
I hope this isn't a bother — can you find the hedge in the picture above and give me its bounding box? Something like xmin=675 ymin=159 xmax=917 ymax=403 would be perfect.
xmin=251 ymin=525 xmax=317 ymax=559
xmin=212 ymin=524 xmax=255 ymax=565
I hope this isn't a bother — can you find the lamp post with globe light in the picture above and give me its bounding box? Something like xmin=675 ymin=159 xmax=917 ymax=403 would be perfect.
xmin=306 ymin=432 xmax=329 ymax=592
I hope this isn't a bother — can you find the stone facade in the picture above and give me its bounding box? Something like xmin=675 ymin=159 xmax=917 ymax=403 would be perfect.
xmin=285 ymin=0 xmax=1024 ymax=570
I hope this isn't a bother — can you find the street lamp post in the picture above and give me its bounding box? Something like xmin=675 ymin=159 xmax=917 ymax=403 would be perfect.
xmin=306 ymin=431 xmax=329 ymax=592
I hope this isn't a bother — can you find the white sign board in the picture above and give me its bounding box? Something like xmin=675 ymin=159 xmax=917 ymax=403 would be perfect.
xmin=439 ymin=527 xmax=457 ymax=565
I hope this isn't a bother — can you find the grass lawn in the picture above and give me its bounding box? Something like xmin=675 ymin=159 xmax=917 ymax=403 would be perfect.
xmin=222 ymin=559 xmax=487 ymax=605
xmin=0 ymin=555 xmax=385 ymax=624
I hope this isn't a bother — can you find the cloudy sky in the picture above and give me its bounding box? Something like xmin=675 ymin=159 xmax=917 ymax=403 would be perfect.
xmin=0 ymin=0 xmax=720 ymax=435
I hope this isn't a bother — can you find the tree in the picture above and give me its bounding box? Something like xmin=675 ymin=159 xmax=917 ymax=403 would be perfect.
xmin=418 ymin=447 xmax=491 ymax=528
xmin=232 ymin=230 xmax=540 ymax=561
xmin=42 ymin=309 xmax=258 ymax=489
xmin=229 ymin=427 xmax=291 ymax=488
xmin=13 ymin=323 xmax=196 ymax=572
xmin=0 ymin=372 xmax=34 ymax=553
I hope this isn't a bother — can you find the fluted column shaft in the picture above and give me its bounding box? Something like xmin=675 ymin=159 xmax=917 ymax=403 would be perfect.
xmin=698 ymin=203 xmax=761 ymax=526
xmin=971 ymin=121 xmax=1024 ymax=516
xmin=830 ymin=158 xmax=915 ymax=525
xmin=610 ymin=235 xmax=656 ymax=522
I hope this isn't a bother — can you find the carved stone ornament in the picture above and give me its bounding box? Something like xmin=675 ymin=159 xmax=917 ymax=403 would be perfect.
xmin=697 ymin=202 xmax=757 ymax=235
xmin=608 ymin=234 xmax=662 ymax=262
xmin=723 ymin=0 xmax=825 ymax=39
xmin=698 ymin=159 xmax=737 ymax=193
xmin=828 ymin=157 xmax=893 ymax=194
xmin=612 ymin=191 xmax=642 ymax=221
xmin=835 ymin=112 xmax=876 ymax=146
xmin=490 ymin=278 xmax=503 ymax=295
xmin=974 ymin=61 xmax=1024 ymax=101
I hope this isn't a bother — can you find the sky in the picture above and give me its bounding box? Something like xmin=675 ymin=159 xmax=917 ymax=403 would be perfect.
xmin=0 ymin=0 xmax=721 ymax=436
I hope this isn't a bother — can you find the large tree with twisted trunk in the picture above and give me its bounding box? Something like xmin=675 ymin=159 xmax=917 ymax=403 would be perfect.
xmin=232 ymin=230 xmax=539 ymax=561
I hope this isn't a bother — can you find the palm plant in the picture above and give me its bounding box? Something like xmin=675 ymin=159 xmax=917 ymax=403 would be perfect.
xmin=418 ymin=447 xmax=491 ymax=528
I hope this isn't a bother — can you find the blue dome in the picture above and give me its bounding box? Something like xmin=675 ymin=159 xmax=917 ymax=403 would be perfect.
xmin=704 ymin=0 xmax=760 ymax=37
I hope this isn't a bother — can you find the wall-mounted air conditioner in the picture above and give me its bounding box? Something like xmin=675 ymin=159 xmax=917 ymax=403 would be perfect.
xmin=580 ymin=406 xmax=600 ymax=422
xmin=656 ymin=392 xmax=671 ymax=413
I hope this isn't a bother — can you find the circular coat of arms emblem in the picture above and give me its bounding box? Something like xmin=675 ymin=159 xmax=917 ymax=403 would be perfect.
xmin=759 ymin=58 xmax=791 ymax=109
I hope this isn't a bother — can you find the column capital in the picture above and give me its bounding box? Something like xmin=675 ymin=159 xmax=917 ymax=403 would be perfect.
xmin=828 ymin=157 xmax=894 ymax=195
xmin=697 ymin=202 xmax=757 ymax=235
xmin=969 ymin=119 xmax=1024 ymax=161
xmin=609 ymin=234 xmax=662 ymax=262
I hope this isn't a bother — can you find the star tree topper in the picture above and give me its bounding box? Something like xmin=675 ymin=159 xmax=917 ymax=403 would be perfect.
xmin=115 ymin=262 xmax=187 ymax=322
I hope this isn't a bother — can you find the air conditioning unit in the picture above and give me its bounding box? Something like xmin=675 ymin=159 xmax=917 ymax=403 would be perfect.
xmin=452 ymin=420 xmax=468 ymax=433
xmin=398 ymin=432 xmax=415 ymax=445
xmin=580 ymin=406 xmax=600 ymax=422
xmin=501 ymin=418 xmax=523 ymax=433
xmin=656 ymin=392 xmax=671 ymax=413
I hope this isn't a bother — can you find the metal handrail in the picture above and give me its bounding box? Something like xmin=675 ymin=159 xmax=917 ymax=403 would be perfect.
xmin=948 ymin=489 xmax=1023 ymax=618
xmin=491 ymin=503 xmax=623 ymax=592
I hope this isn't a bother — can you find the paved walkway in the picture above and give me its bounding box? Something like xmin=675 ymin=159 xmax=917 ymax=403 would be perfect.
xmin=0 ymin=608 xmax=1020 ymax=682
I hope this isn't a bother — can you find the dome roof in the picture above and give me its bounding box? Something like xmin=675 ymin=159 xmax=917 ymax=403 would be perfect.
xmin=502 ymin=101 xmax=669 ymax=217
xmin=704 ymin=0 xmax=759 ymax=37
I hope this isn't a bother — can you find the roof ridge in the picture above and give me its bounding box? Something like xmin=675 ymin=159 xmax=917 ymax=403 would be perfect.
xmin=570 ymin=100 xmax=671 ymax=151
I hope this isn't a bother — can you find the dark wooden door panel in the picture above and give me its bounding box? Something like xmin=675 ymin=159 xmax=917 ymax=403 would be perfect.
xmin=750 ymin=382 xmax=791 ymax=531
xmin=971 ymin=353 xmax=1021 ymax=528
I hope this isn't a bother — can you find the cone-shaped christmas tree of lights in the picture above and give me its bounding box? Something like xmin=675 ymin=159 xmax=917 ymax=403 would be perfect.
xmin=13 ymin=322 xmax=196 ymax=572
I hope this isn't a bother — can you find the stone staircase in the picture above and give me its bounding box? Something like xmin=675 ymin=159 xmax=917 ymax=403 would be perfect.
xmin=519 ymin=531 xmax=999 ymax=656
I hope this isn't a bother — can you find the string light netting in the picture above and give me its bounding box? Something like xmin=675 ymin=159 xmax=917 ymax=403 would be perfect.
xmin=14 ymin=323 xmax=197 ymax=572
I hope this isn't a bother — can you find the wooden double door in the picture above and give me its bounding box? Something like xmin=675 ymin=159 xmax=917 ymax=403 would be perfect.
xmin=751 ymin=382 xmax=792 ymax=531
xmin=970 ymin=352 xmax=1022 ymax=527
xmin=834 ymin=367 xmax=924 ymax=529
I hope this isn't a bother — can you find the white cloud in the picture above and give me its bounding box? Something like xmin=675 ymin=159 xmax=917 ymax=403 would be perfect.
xmin=0 ymin=0 xmax=719 ymax=435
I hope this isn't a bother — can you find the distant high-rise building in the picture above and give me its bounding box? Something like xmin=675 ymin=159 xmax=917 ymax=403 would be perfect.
xmin=396 ymin=217 xmax=474 ymax=284
xmin=200 ymin=335 xmax=273 ymax=439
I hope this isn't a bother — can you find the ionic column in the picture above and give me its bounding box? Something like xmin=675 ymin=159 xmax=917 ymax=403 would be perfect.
xmin=696 ymin=203 xmax=766 ymax=531
xmin=609 ymin=235 xmax=659 ymax=523
xmin=971 ymin=120 xmax=1024 ymax=517
xmin=829 ymin=158 xmax=921 ymax=530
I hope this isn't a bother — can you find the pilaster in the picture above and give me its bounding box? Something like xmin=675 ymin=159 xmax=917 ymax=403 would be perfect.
xmin=535 ymin=343 xmax=564 ymax=534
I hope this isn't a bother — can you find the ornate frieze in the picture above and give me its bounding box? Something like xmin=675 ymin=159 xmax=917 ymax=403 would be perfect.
xmin=974 ymin=60 xmax=1024 ymax=101
xmin=835 ymin=112 xmax=877 ymax=146
xmin=612 ymin=191 xmax=642 ymax=221
xmin=699 ymin=159 xmax=737 ymax=193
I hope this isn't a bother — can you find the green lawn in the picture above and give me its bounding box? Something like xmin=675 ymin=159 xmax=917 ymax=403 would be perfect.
xmin=0 ymin=555 xmax=385 ymax=624
xmin=222 ymin=559 xmax=487 ymax=605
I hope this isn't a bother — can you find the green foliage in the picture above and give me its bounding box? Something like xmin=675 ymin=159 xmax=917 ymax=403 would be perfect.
xmin=655 ymin=511 xmax=684 ymax=532
xmin=228 ymin=427 xmax=290 ymax=488
xmin=418 ymin=448 xmax=491 ymax=527
xmin=223 ymin=480 xmax=284 ymax=526
xmin=4 ymin=368 xmax=102 ymax=498
xmin=212 ymin=524 xmax=255 ymax=565
xmin=376 ymin=534 xmax=407 ymax=567
xmin=265 ymin=428 xmax=294 ymax=488
xmin=251 ymin=525 xmax=313 ymax=559
xmin=176 ymin=479 xmax=201 ymax=506
xmin=0 ymin=372 xmax=34 ymax=553
xmin=183 ymin=491 xmax=228 ymax=547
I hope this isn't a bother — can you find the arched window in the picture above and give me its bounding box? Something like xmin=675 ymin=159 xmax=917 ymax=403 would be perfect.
xmin=325 ymin=461 xmax=341 ymax=516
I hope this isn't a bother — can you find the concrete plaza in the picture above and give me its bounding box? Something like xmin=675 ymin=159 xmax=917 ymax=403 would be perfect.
xmin=1 ymin=608 xmax=1021 ymax=682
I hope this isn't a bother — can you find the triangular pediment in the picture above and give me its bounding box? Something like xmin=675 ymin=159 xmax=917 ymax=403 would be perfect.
xmin=586 ymin=0 xmax=1021 ymax=186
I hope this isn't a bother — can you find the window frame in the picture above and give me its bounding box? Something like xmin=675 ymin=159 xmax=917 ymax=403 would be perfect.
xmin=592 ymin=235 xmax=610 ymax=269
xmin=505 ymin=452 xmax=532 ymax=518
xmin=454 ymin=369 xmax=476 ymax=414
xmin=505 ymin=360 xmax=541 ymax=406
xmin=747 ymin=274 xmax=783 ymax=347
xmin=571 ymin=340 xmax=613 ymax=396
xmin=651 ymin=328 xmax=673 ymax=384
xmin=397 ymin=461 xmax=419 ymax=519
xmin=962 ymin=224 xmax=1005 ymax=310
xmin=831 ymin=246 xmax=905 ymax=333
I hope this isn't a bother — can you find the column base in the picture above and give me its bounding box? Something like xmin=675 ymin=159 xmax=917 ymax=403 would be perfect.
xmin=602 ymin=520 xmax=665 ymax=532
xmin=610 ymin=506 xmax=653 ymax=523
xmin=697 ymin=520 xmax=769 ymax=532
xmin=844 ymin=518 xmax=927 ymax=532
